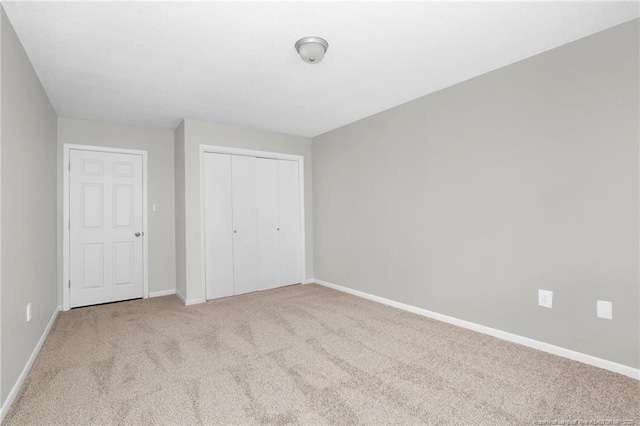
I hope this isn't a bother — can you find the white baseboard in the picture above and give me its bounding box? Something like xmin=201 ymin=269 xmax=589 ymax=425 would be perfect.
xmin=148 ymin=289 xmax=176 ymax=298
xmin=0 ymin=305 xmax=61 ymax=423
xmin=303 ymin=278 xmax=314 ymax=284
xmin=175 ymin=290 xmax=204 ymax=306
xmin=313 ymin=279 xmax=640 ymax=380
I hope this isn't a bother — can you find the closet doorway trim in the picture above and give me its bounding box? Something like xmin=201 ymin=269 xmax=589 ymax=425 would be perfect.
xmin=199 ymin=144 xmax=306 ymax=300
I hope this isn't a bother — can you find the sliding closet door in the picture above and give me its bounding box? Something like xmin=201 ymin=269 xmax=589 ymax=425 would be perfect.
xmin=256 ymin=158 xmax=281 ymax=290
xmin=278 ymin=160 xmax=302 ymax=286
xmin=232 ymin=156 xmax=259 ymax=295
xmin=203 ymin=153 xmax=234 ymax=300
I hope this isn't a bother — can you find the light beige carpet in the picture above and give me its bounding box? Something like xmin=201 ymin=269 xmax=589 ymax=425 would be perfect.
xmin=4 ymin=284 xmax=639 ymax=425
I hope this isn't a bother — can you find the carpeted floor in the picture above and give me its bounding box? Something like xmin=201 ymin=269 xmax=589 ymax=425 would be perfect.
xmin=4 ymin=284 xmax=639 ymax=425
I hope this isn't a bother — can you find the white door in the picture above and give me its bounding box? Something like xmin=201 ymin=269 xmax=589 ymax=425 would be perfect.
xmin=69 ymin=149 xmax=144 ymax=308
xmin=204 ymin=153 xmax=234 ymax=299
xmin=256 ymin=158 xmax=280 ymax=290
xmin=231 ymin=155 xmax=259 ymax=295
xmin=278 ymin=160 xmax=302 ymax=286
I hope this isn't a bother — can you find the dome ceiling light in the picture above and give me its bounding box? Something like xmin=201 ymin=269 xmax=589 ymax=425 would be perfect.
xmin=295 ymin=37 xmax=329 ymax=64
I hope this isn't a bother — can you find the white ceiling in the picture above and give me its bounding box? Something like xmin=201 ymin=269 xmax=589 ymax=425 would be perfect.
xmin=3 ymin=1 xmax=639 ymax=137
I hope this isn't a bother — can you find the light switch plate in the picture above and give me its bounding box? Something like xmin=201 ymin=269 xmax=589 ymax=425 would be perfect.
xmin=538 ymin=290 xmax=553 ymax=308
xmin=597 ymin=300 xmax=612 ymax=320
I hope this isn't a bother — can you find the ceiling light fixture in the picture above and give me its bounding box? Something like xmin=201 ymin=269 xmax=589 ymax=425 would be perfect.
xmin=295 ymin=37 xmax=329 ymax=64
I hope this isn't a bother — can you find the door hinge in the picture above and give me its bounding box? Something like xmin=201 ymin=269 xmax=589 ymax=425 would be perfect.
xmin=68 ymin=162 xmax=71 ymax=172
xmin=68 ymin=280 xmax=71 ymax=288
xmin=68 ymin=220 xmax=70 ymax=229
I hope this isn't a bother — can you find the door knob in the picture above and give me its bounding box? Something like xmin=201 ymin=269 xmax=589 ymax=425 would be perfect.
xmin=135 ymin=232 xmax=141 ymax=237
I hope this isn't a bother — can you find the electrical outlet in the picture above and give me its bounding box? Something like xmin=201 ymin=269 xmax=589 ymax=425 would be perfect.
xmin=597 ymin=300 xmax=612 ymax=320
xmin=152 ymin=203 xmax=160 ymax=212
xmin=538 ymin=290 xmax=553 ymax=308
xmin=26 ymin=303 xmax=32 ymax=322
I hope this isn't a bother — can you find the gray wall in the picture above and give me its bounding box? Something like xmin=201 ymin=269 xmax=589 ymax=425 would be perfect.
xmin=312 ymin=19 xmax=639 ymax=368
xmin=177 ymin=118 xmax=313 ymax=303
xmin=174 ymin=121 xmax=186 ymax=300
xmin=57 ymin=117 xmax=176 ymax=298
xmin=1 ymin=7 xmax=58 ymax=402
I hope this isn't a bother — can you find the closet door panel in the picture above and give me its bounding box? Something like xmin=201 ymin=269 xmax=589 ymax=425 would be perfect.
xmin=256 ymin=158 xmax=281 ymax=290
xmin=232 ymin=155 xmax=259 ymax=295
xmin=204 ymin=153 xmax=234 ymax=299
xmin=278 ymin=160 xmax=302 ymax=286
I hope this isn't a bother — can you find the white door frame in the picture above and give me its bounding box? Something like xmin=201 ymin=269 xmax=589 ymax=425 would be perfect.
xmin=199 ymin=144 xmax=306 ymax=301
xmin=62 ymin=144 xmax=149 ymax=311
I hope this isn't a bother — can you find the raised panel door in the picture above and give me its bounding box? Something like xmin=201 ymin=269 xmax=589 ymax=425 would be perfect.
xmin=69 ymin=149 xmax=143 ymax=307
